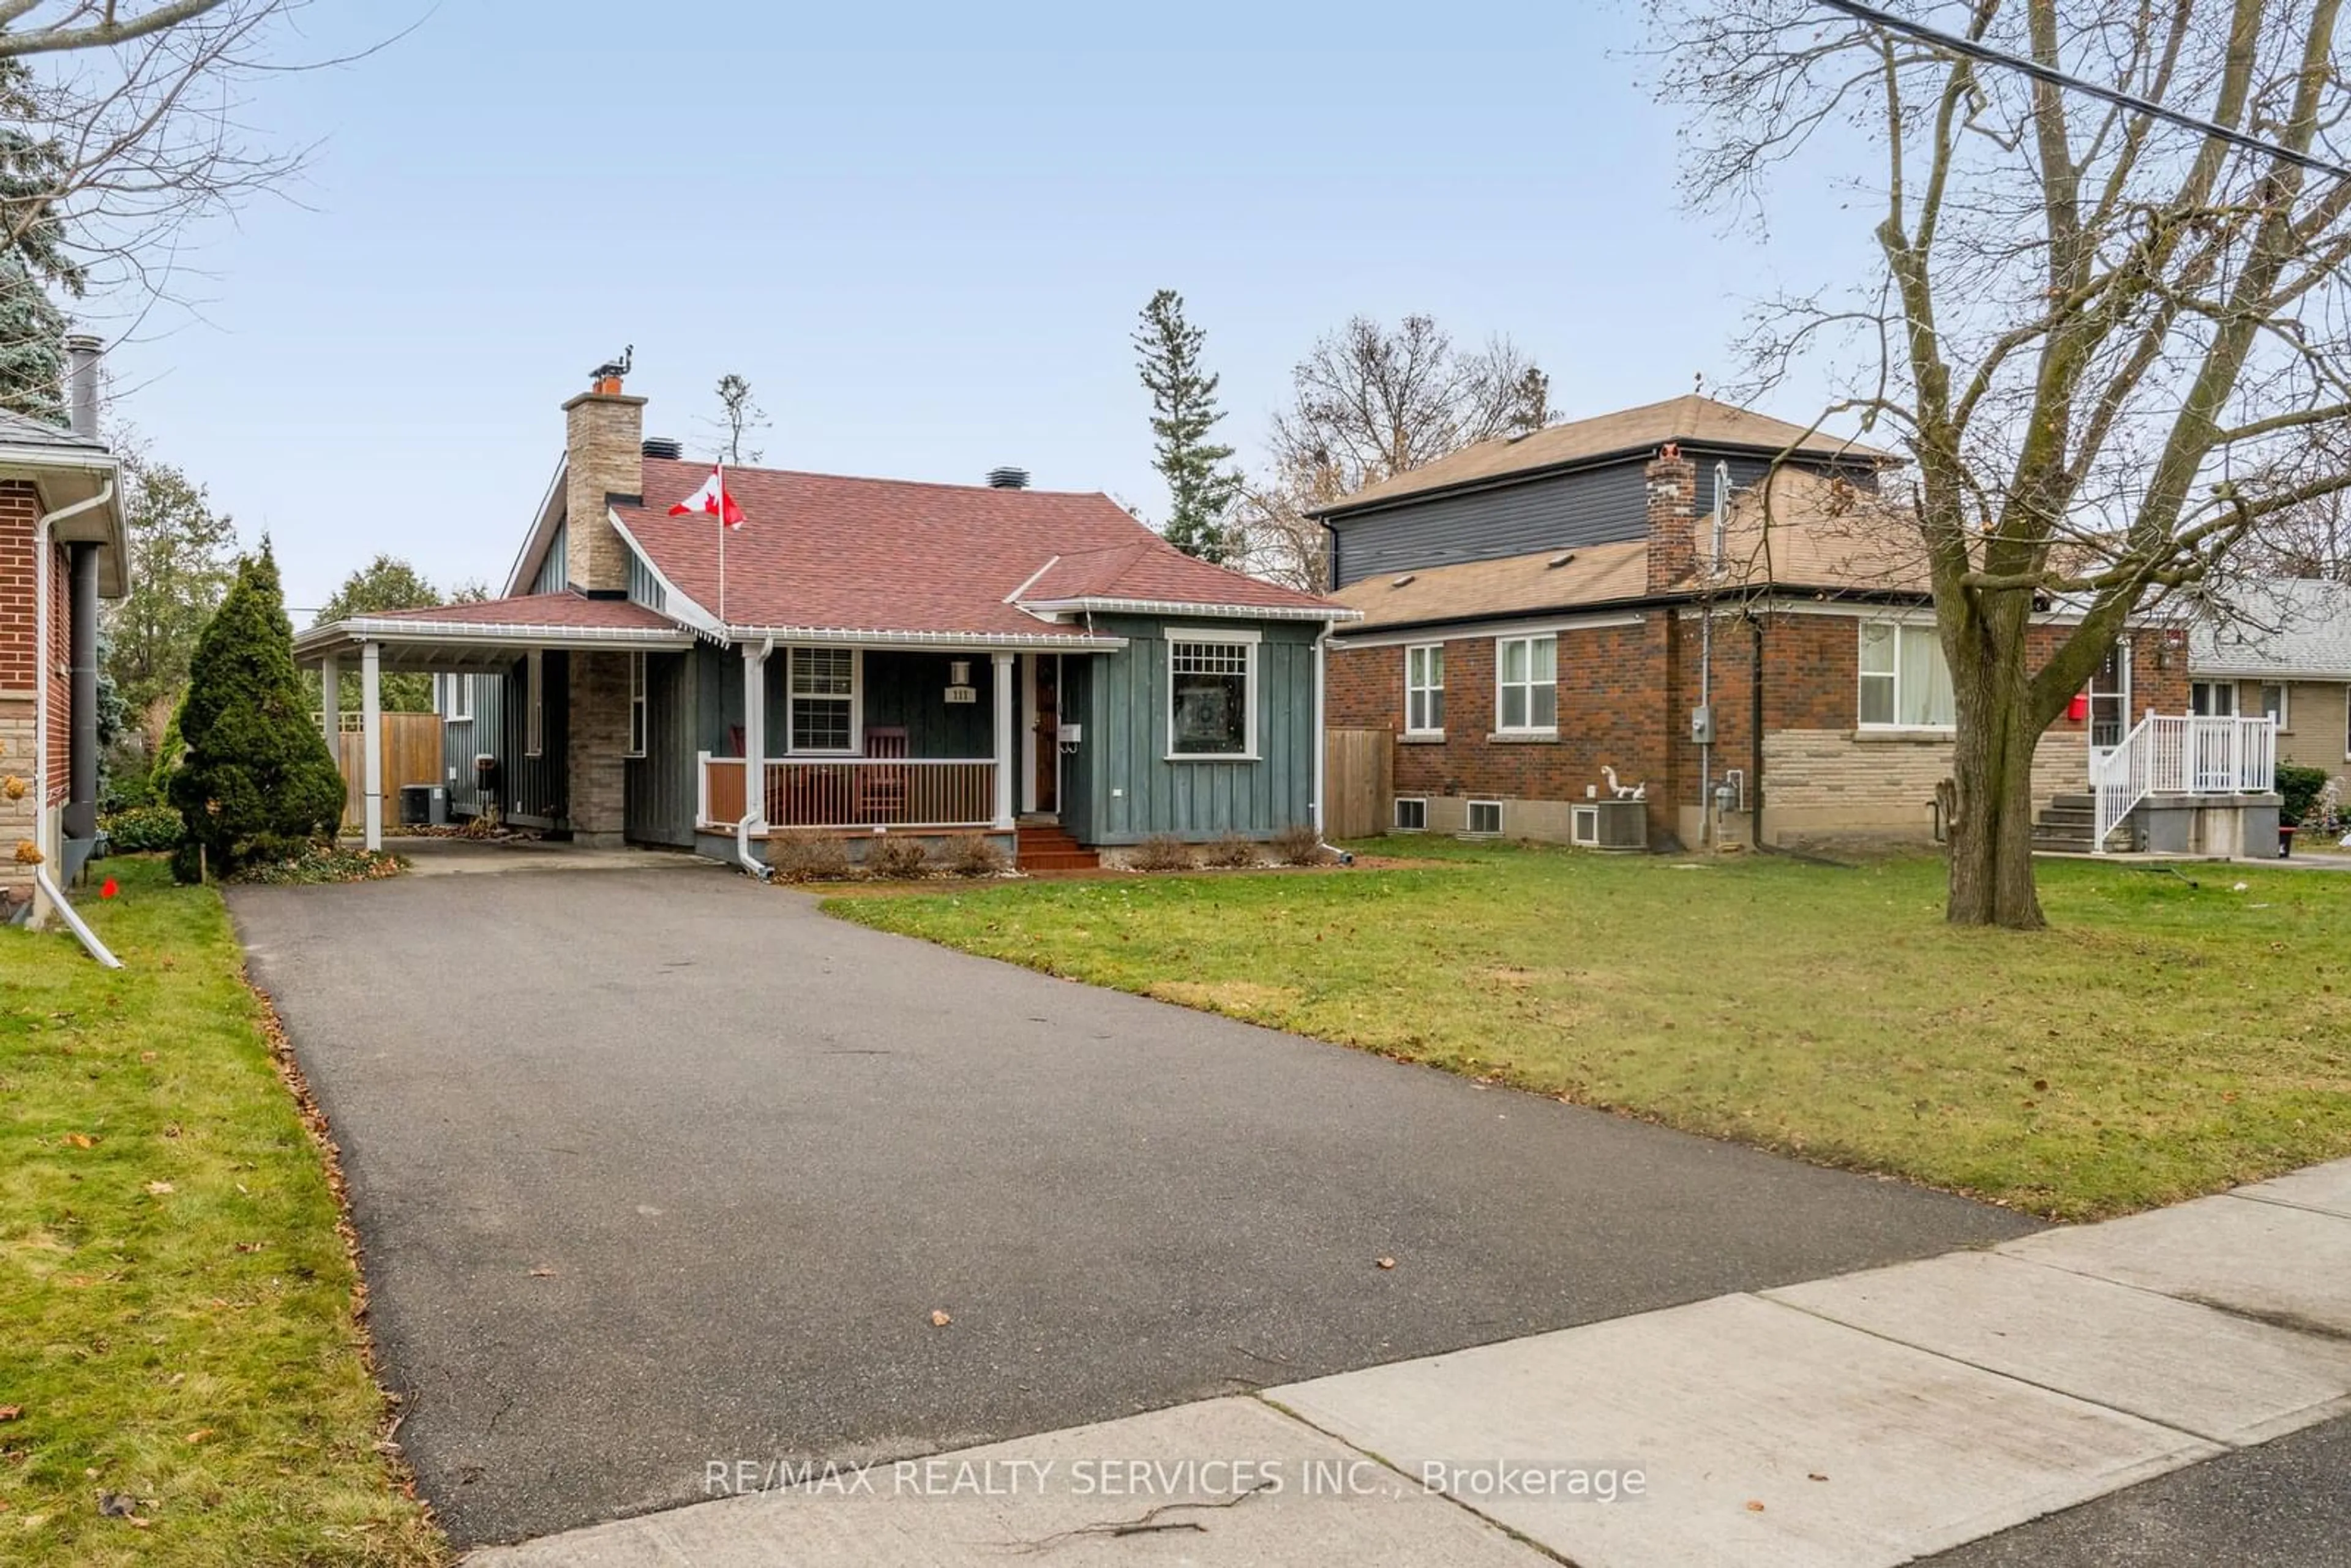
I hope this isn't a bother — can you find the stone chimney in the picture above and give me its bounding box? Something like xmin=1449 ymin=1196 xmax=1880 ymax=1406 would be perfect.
xmin=563 ymin=359 xmax=645 ymax=596
xmin=1644 ymin=443 xmax=1698 ymax=594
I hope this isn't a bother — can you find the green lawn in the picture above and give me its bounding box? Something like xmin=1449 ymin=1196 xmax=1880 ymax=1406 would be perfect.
xmin=830 ymin=840 xmax=2351 ymax=1220
xmin=1 ymin=858 xmax=444 ymax=1565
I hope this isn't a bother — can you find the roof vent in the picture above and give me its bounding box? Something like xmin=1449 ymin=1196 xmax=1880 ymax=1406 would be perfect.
xmin=986 ymin=466 xmax=1032 ymax=490
xmin=641 ymin=435 xmax=683 ymax=460
xmin=1390 ymin=573 xmax=1416 ymax=588
xmin=1547 ymin=550 xmax=1577 ymax=569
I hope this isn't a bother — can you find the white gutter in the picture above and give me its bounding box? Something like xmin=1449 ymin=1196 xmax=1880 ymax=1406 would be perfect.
xmin=29 ymin=479 xmax=114 ymax=946
xmin=293 ymin=620 xmax=696 ymax=658
xmin=715 ymin=625 xmax=1128 ymax=651
xmin=1018 ymin=596 xmax=1363 ymax=623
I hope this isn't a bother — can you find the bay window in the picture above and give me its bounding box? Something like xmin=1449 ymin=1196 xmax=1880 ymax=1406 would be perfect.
xmin=1858 ymin=621 xmax=1955 ymax=729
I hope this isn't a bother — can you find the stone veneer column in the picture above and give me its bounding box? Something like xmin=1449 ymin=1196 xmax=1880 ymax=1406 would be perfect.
xmin=562 ymin=390 xmax=645 ymax=595
xmin=568 ymin=650 xmax=632 ymax=847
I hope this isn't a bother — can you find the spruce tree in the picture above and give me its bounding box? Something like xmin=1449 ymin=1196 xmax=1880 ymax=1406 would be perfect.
xmin=1134 ymin=290 xmax=1243 ymax=563
xmin=168 ymin=546 xmax=345 ymax=880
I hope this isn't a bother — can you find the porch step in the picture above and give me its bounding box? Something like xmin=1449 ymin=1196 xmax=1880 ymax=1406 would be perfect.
xmin=2031 ymin=793 xmax=2124 ymax=853
xmin=1015 ymin=823 xmax=1098 ymax=872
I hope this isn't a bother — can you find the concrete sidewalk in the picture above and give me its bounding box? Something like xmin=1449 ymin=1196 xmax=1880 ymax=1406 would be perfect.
xmin=468 ymin=1157 xmax=2351 ymax=1566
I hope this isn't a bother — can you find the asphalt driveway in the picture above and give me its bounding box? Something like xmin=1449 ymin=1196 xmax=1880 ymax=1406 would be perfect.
xmin=230 ymin=855 xmax=2038 ymax=1548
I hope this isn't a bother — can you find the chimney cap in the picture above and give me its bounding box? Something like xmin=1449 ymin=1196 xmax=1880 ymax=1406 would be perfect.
xmin=642 ymin=435 xmax=683 ymax=460
xmin=986 ymin=465 xmax=1031 ymax=490
xmin=588 ymin=343 xmax=634 ymax=394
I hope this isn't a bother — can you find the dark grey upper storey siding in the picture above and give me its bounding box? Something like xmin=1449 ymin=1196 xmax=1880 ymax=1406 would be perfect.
xmin=1326 ymin=449 xmax=1835 ymax=588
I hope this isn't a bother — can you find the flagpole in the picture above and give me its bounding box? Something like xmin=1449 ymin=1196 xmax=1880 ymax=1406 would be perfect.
xmin=717 ymin=459 xmax=727 ymax=626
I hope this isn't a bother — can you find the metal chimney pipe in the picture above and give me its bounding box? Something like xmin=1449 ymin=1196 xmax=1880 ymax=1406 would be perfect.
xmin=64 ymin=334 xmax=101 ymax=438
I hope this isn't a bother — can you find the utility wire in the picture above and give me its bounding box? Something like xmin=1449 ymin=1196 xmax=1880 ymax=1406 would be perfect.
xmin=1814 ymin=0 xmax=2351 ymax=181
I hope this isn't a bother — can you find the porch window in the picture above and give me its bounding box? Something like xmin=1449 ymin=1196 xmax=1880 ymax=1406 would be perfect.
xmin=438 ymin=673 xmax=473 ymax=722
xmin=525 ymin=651 xmax=544 ymax=757
xmin=2191 ymin=680 xmax=2237 ymax=717
xmin=1404 ymin=644 xmax=1444 ymax=735
xmin=1169 ymin=633 xmax=1256 ymax=758
xmin=625 ymin=653 xmax=648 ymax=758
xmin=1858 ymin=621 xmax=1954 ymax=728
xmin=789 ymin=647 xmax=855 ymax=754
xmin=2260 ymin=683 xmax=2287 ymax=729
xmin=1495 ymin=634 xmax=1556 ymax=733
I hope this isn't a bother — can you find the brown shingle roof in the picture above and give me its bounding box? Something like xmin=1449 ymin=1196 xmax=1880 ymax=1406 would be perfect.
xmin=1330 ymin=539 xmax=1651 ymax=631
xmin=620 ymin=459 xmax=1341 ymax=636
xmin=353 ymin=592 xmax=681 ymax=631
xmin=1318 ymin=393 xmax=1897 ymax=516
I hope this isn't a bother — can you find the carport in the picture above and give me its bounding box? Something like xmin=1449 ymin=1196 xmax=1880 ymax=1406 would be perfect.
xmin=291 ymin=594 xmax=696 ymax=849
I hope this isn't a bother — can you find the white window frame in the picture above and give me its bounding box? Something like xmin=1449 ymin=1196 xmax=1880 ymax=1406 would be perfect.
xmin=2191 ymin=680 xmax=2237 ymax=718
xmin=786 ymin=646 xmax=860 ymax=756
xmin=1493 ymin=634 xmax=1558 ymax=736
xmin=448 ymin=672 xmax=473 ymax=722
xmin=1465 ymin=798 xmax=1504 ymax=836
xmin=2259 ymin=681 xmax=2287 ymax=730
xmin=1857 ymin=620 xmax=1956 ymax=730
xmin=1165 ymin=625 xmax=1261 ymax=762
xmin=625 ymin=651 xmax=648 ymax=759
xmin=525 ymin=650 xmax=544 ymax=758
xmin=1393 ymin=795 xmax=1428 ymax=831
xmin=1404 ymin=643 xmax=1445 ymax=738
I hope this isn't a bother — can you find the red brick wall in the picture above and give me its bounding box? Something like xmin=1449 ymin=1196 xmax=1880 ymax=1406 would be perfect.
xmin=0 ymin=481 xmax=34 ymax=696
xmin=1331 ymin=607 xmax=2196 ymax=843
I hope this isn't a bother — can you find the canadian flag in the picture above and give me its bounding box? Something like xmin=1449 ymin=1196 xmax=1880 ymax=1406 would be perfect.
xmin=669 ymin=463 xmax=745 ymax=529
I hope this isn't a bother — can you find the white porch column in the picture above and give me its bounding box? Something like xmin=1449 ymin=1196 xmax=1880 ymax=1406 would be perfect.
xmin=741 ymin=641 xmax=768 ymax=825
xmin=992 ymin=651 xmax=1016 ymax=830
xmin=360 ymin=640 xmax=383 ymax=852
xmin=318 ymin=651 xmax=339 ymax=752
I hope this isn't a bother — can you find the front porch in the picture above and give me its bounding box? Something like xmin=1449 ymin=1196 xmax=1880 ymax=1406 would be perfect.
xmin=2036 ymin=712 xmax=2282 ymax=855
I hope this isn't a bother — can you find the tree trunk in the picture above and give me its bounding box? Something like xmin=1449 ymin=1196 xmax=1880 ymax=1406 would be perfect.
xmin=1946 ymin=628 xmax=2047 ymax=929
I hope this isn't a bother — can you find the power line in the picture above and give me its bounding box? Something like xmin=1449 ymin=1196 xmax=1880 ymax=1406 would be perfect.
xmin=1814 ymin=0 xmax=2351 ymax=182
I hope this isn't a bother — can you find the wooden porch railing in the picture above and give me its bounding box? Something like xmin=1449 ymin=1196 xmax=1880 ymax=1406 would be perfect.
xmin=698 ymin=754 xmax=997 ymax=832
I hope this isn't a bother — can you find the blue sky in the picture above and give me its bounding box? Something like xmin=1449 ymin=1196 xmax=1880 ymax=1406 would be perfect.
xmin=92 ymin=1 xmax=1869 ymax=612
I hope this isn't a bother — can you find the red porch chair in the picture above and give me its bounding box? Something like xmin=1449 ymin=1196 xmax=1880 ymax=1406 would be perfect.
xmin=858 ymin=727 xmax=910 ymax=823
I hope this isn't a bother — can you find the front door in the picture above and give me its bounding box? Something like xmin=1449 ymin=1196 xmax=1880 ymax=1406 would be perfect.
xmin=1032 ymin=656 xmax=1059 ymax=814
xmin=2088 ymin=638 xmax=2130 ymax=773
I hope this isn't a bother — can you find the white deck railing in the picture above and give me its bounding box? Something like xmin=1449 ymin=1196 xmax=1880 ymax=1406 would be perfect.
xmin=697 ymin=753 xmax=998 ymax=833
xmin=2090 ymin=714 xmax=2276 ymax=851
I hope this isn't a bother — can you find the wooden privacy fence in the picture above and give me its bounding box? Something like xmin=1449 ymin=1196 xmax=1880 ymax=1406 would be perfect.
xmin=1322 ymin=728 xmax=1393 ymax=841
xmin=331 ymin=712 xmax=443 ymax=827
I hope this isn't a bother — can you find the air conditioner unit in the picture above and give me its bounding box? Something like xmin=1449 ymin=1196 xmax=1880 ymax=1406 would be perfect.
xmin=1584 ymin=799 xmax=1648 ymax=852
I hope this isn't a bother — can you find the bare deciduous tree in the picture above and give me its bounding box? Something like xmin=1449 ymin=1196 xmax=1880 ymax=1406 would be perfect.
xmin=1649 ymin=0 xmax=2351 ymax=928
xmin=1234 ymin=315 xmax=1554 ymax=590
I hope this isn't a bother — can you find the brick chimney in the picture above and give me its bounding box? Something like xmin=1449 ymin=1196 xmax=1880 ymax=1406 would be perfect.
xmin=562 ymin=359 xmax=645 ymax=596
xmin=1644 ymin=443 xmax=1698 ymax=594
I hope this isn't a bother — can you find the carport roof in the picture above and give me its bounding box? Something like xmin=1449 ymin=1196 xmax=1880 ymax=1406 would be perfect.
xmin=293 ymin=591 xmax=697 ymax=670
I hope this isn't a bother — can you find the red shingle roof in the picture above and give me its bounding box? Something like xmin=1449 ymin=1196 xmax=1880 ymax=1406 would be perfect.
xmin=617 ymin=459 xmax=1340 ymax=635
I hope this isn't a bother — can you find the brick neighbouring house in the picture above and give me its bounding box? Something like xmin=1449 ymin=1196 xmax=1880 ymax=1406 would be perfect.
xmin=1 ymin=336 xmax=126 ymax=924
xmin=1318 ymin=392 xmax=2225 ymax=853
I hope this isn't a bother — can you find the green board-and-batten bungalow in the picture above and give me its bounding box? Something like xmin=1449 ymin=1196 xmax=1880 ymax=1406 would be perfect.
xmin=290 ymin=365 xmax=1358 ymax=870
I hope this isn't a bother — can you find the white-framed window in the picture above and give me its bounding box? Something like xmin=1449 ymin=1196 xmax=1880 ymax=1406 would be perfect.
xmin=788 ymin=647 xmax=857 ymax=754
xmin=524 ymin=650 xmax=544 ymax=757
xmin=1404 ymin=643 xmax=1445 ymax=736
xmin=1495 ymin=634 xmax=1557 ymax=733
xmin=625 ymin=652 xmax=648 ymax=758
xmin=449 ymin=672 xmax=472 ymax=721
xmin=2191 ymin=680 xmax=2237 ymax=717
xmin=1393 ymin=796 xmax=1428 ymax=831
xmin=1168 ymin=629 xmax=1258 ymax=759
xmin=1466 ymin=798 xmax=1504 ymax=836
xmin=2259 ymin=683 xmax=2287 ymax=729
xmin=1858 ymin=621 xmax=1955 ymax=729
xmin=1570 ymin=803 xmax=1600 ymax=846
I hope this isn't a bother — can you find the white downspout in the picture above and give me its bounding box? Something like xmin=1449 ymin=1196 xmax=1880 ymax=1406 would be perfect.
xmin=735 ymin=634 xmax=772 ymax=879
xmin=1312 ymin=624 xmax=1352 ymax=865
xmin=28 ymin=480 xmax=114 ymax=950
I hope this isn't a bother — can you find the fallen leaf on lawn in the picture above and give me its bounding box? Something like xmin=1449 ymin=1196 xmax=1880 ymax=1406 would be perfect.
xmin=63 ymin=1133 xmax=96 ymax=1149
xmin=929 ymin=1310 xmax=952 ymax=1327
xmin=1376 ymin=1257 xmax=1397 ymax=1270
xmin=0 ymin=1406 xmax=20 ymax=1421
xmin=184 ymin=1428 xmax=215 ymax=1445
xmin=145 ymin=1182 xmax=174 ymax=1196
xmin=138 ymin=1051 xmax=156 ymax=1063
xmin=232 ymin=1242 xmax=265 ymax=1254
xmin=125 ymin=1515 xmax=152 ymax=1529
xmin=528 ymin=1268 xmax=555 ymax=1278
xmin=1745 ymin=1499 xmax=1766 ymax=1512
